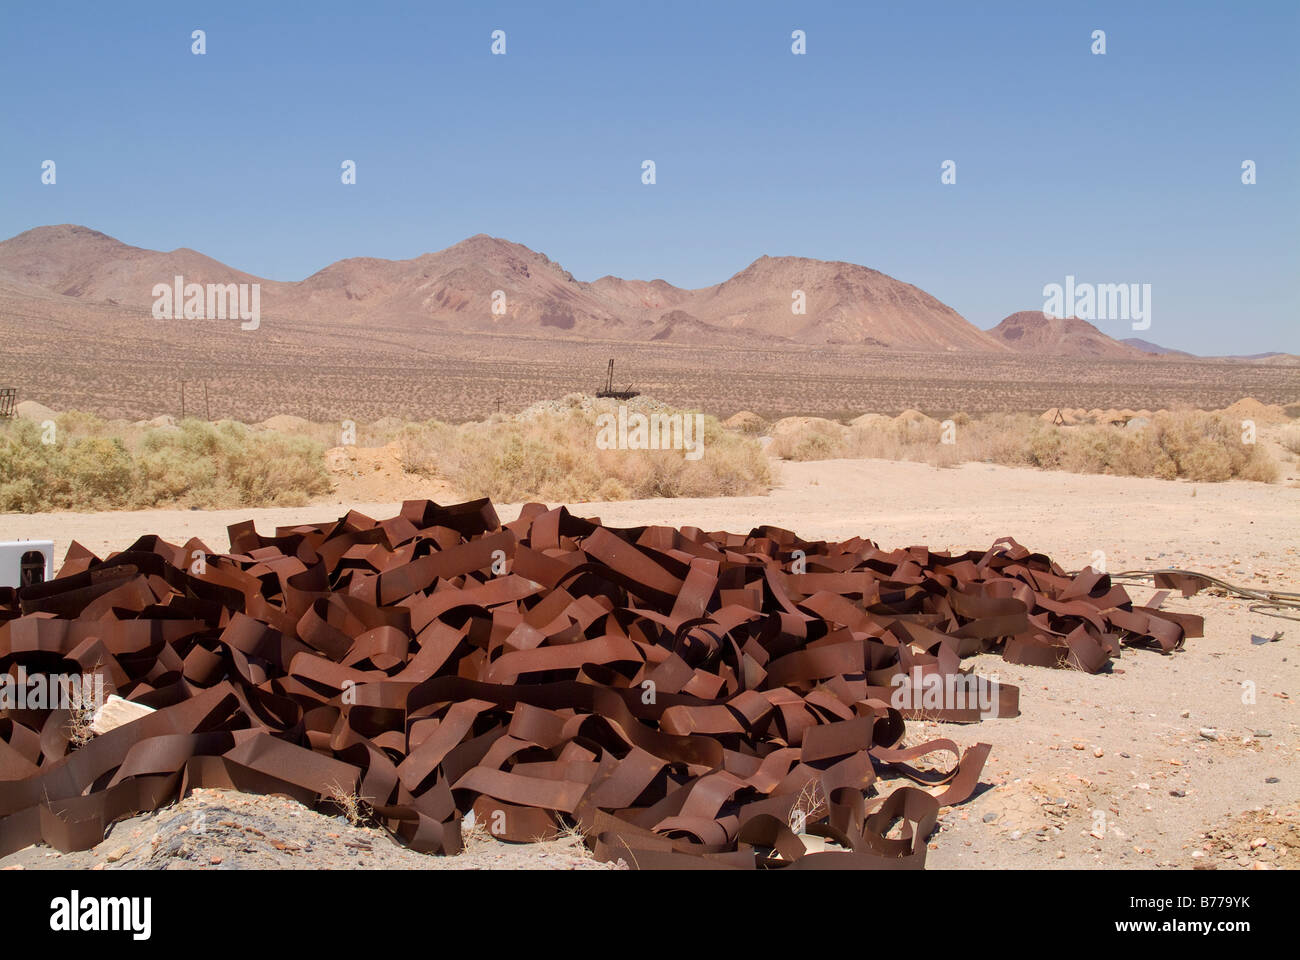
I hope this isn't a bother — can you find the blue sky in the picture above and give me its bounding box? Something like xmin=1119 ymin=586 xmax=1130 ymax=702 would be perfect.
xmin=2 ymin=0 xmax=1296 ymax=353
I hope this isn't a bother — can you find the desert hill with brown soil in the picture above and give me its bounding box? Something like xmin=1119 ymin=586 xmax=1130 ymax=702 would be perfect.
xmin=689 ymin=254 xmax=1004 ymax=351
xmin=1121 ymin=337 xmax=1194 ymax=358
xmin=0 ymin=225 xmax=280 ymax=303
xmin=987 ymin=310 xmax=1148 ymax=359
xmin=0 ymin=225 xmax=1004 ymax=352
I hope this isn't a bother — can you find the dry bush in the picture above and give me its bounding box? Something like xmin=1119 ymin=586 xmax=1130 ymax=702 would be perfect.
xmin=0 ymin=419 xmax=135 ymax=511
xmin=775 ymin=415 xmax=976 ymax=468
xmin=134 ymin=419 xmax=332 ymax=508
xmin=1146 ymin=411 xmax=1278 ymax=482
xmin=2 ymin=401 xmax=767 ymax=511
xmin=323 ymin=783 xmax=372 ymax=827
xmin=266 ymin=418 xmax=401 ymax=449
xmin=768 ymin=420 xmax=844 ymax=461
xmin=769 ymin=410 xmax=1279 ymax=483
xmin=1279 ymin=424 xmax=1300 ymax=456
xmin=787 ymin=778 xmax=829 ymax=832
xmin=65 ymin=687 xmax=99 ymax=749
xmin=460 ymin=811 xmax=493 ymax=850
xmin=0 ymin=413 xmax=331 ymax=511
xmin=397 ymin=405 xmax=771 ymax=503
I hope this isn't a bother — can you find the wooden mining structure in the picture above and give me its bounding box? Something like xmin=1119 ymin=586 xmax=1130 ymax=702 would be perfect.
xmin=595 ymin=359 xmax=639 ymax=400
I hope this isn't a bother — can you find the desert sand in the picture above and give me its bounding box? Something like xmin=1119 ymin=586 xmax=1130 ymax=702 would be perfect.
xmin=3 ymin=457 xmax=1296 ymax=870
xmin=8 ymin=457 xmax=1296 ymax=580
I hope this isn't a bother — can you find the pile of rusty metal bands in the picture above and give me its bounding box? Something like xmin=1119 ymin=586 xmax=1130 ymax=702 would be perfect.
xmin=0 ymin=499 xmax=1202 ymax=868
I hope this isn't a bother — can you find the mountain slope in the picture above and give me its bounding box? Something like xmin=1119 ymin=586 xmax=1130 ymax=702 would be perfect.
xmin=988 ymin=311 xmax=1147 ymax=359
xmin=1122 ymin=337 xmax=1194 ymax=357
xmin=0 ymin=225 xmax=999 ymax=350
xmin=0 ymin=225 xmax=280 ymax=304
xmin=692 ymin=255 xmax=1004 ymax=351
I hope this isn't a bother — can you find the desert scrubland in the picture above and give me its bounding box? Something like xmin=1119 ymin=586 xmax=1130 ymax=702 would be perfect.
xmin=2 ymin=392 xmax=1296 ymax=512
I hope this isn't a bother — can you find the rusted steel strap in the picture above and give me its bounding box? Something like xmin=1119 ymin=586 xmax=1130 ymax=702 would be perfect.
xmin=0 ymin=499 xmax=1200 ymax=868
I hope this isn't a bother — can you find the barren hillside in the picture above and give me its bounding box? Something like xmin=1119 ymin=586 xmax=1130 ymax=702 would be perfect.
xmin=989 ymin=310 xmax=1148 ymax=358
xmin=0 ymin=225 xmax=1003 ymax=350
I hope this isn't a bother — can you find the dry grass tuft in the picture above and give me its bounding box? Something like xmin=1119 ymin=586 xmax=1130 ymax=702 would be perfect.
xmin=460 ymin=810 xmax=493 ymax=850
xmin=323 ymin=783 xmax=372 ymax=827
xmin=787 ymin=778 xmax=829 ymax=832
xmin=538 ymin=818 xmax=593 ymax=851
xmin=65 ymin=695 xmax=98 ymax=749
xmin=770 ymin=410 xmax=1280 ymax=482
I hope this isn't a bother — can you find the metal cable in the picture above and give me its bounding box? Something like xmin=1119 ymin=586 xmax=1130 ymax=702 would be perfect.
xmin=1067 ymin=567 xmax=1300 ymax=622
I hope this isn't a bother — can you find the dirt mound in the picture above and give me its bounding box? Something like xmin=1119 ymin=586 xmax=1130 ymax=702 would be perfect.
xmin=895 ymin=408 xmax=938 ymax=427
xmin=1187 ymin=806 xmax=1298 ymax=869
xmin=323 ymin=441 xmax=455 ymax=503
xmin=722 ymin=410 xmax=766 ymax=433
xmin=259 ymin=414 xmax=312 ymax=432
xmin=1219 ymin=397 xmax=1289 ymax=425
xmin=850 ymin=413 xmax=893 ymax=430
xmin=769 ymin=416 xmax=845 ymax=436
xmin=14 ymin=400 xmax=56 ymax=422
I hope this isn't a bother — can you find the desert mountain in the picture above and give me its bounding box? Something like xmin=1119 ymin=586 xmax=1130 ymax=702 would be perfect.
xmin=1121 ymin=337 xmax=1194 ymax=357
xmin=1221 ymin=351 xmax=1300 ymax=365
xmin=0 ymin=225 xmax=279 ymax=304
xmin=684 ymin=255 xmax=1002 ymax=351
xmin=987 ymin=311 xmax=1147 ymax=359
xmin=0 ymin=225 xmax=1007 ymax=352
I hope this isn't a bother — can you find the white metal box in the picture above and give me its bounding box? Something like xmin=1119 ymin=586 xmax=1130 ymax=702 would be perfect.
xmin=0 ymin=540 xmax=55 ymax=588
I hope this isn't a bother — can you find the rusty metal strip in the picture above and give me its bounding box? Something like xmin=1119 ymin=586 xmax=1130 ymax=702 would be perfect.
xmin=0 ymin=499 xmax=1201 ymax=868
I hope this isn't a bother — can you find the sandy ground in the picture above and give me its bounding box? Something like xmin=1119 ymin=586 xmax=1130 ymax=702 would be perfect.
xmin=2 ymin=458 xmax=1297 ymax=870
xmin=8 ymin=457 xmax=1296 ymax=587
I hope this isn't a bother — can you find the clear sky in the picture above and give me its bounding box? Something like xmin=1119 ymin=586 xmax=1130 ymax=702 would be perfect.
xmin=2 ymin=1 xmax=1296 ymax=354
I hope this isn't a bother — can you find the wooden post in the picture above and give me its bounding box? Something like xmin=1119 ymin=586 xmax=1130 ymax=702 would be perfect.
xmin=204 ymin=382 xmax=210 ymax=420
xmin=180 ymin=381 xmax=186 ymax=419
